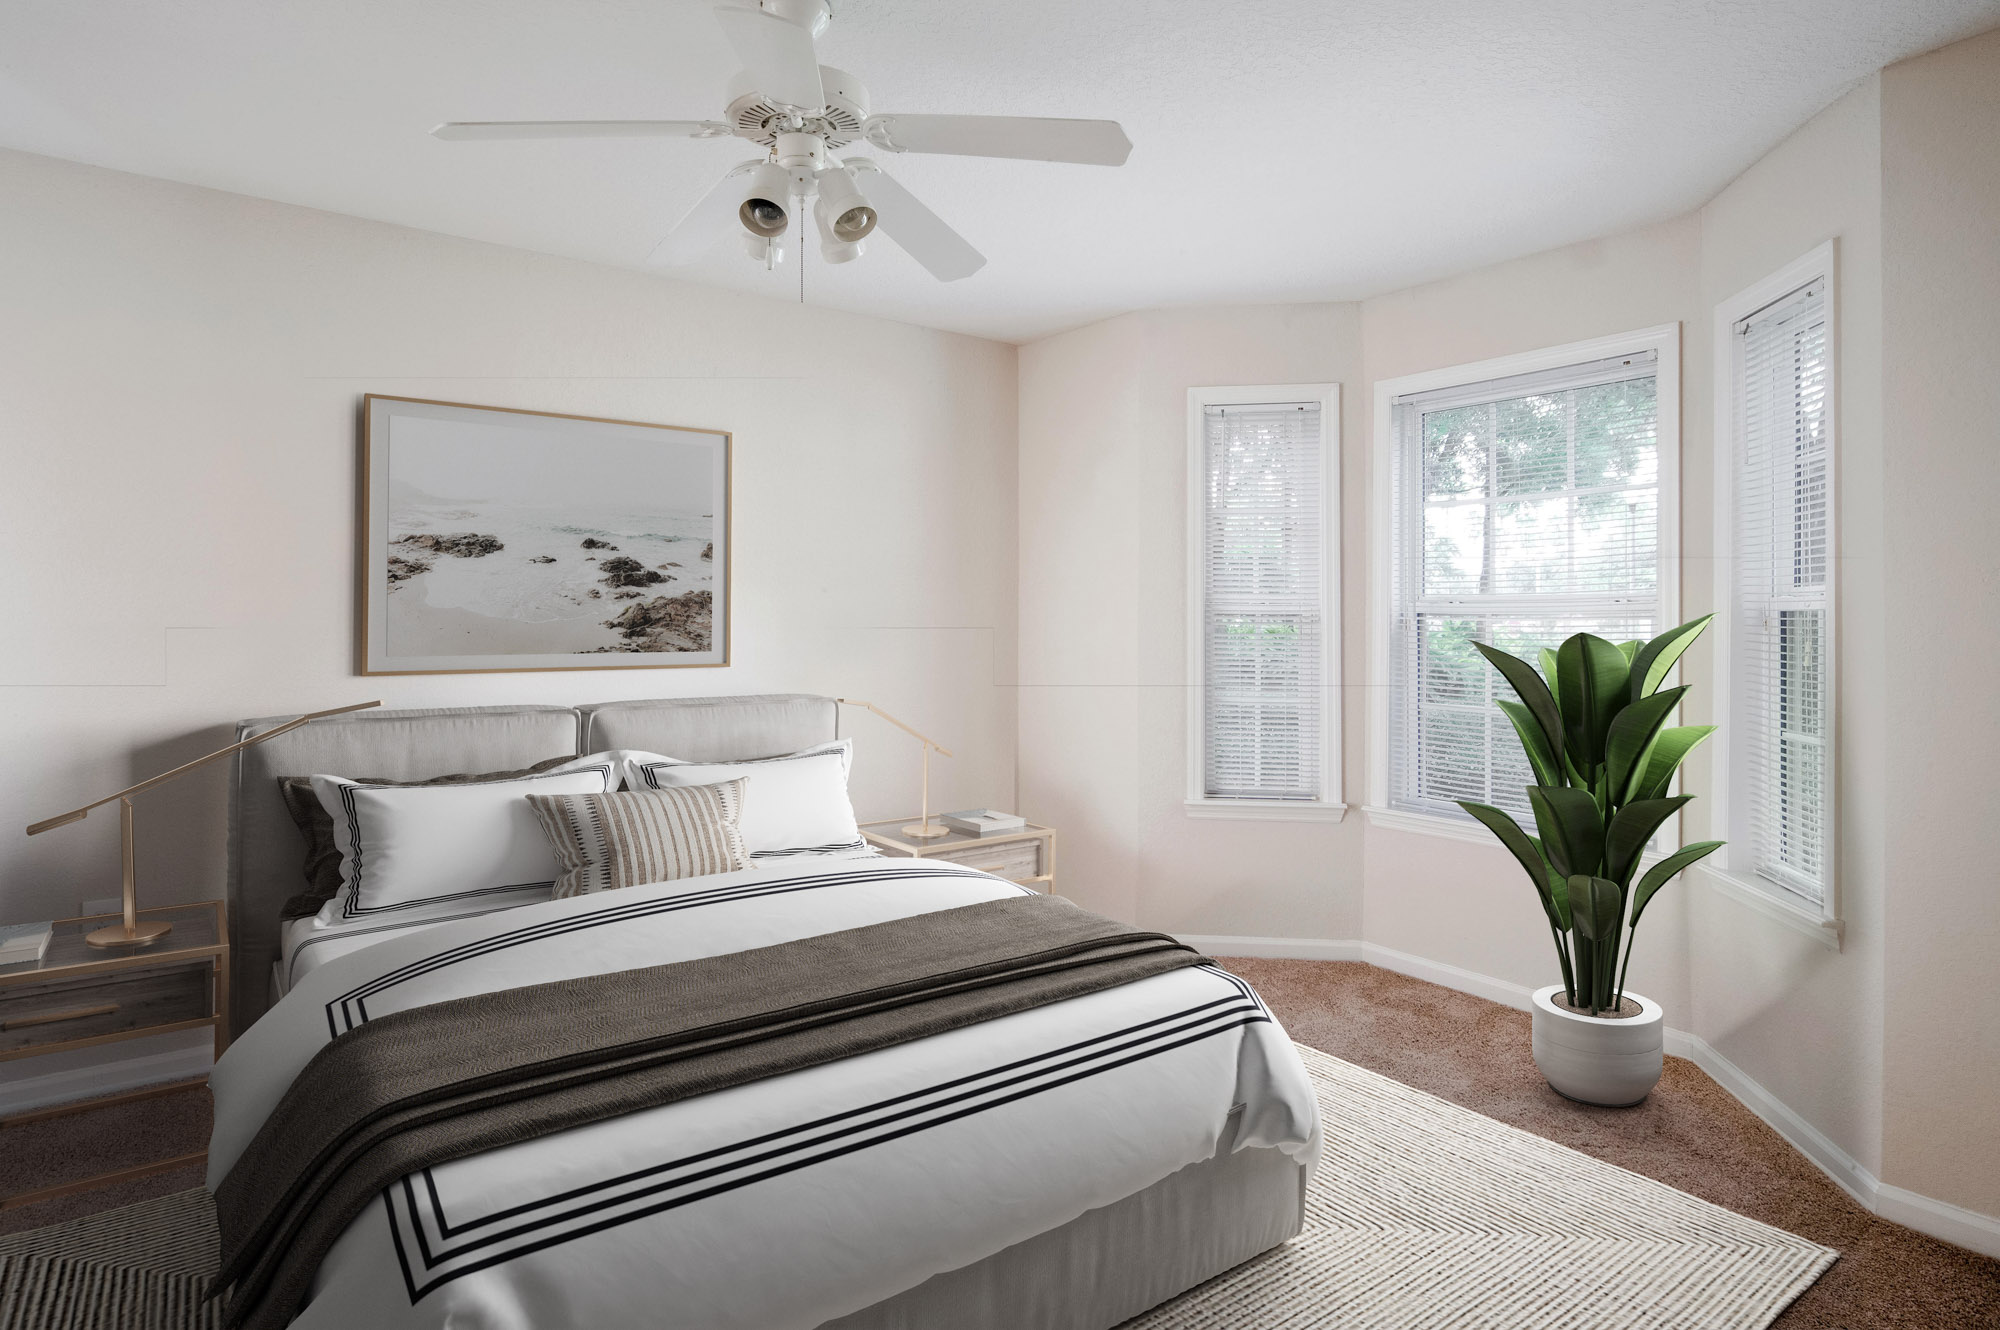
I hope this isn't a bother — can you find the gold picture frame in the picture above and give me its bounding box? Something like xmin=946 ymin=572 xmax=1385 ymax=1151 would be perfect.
xmin=358 ymin=395 xmax=731 ymax=675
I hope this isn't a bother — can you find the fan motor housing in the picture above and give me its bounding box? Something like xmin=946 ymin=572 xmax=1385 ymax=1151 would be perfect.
xmin=726 ymin=66 xmax=868 ymax=148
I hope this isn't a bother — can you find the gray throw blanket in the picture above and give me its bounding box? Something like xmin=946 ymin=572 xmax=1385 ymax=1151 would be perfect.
xmin=211 ymin=893 xmax=1205 ymax=1330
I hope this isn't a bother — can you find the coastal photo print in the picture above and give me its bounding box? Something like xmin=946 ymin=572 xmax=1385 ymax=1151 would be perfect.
xmin=359 ymin=396 xmax=729 ymax=674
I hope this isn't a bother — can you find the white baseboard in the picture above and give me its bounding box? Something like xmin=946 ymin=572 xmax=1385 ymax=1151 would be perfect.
xmin=1175 ymin=934 xmax=1362 ymax=962
xmin=1875 ymin=1183 xmax=2000 ymax=1259
xmin=1181 ymin=934 xmax=1540 ymax=1012
xmin=1180 ymin=931 xmax=2000 ymax=1260
xmin=0 ymin=1038 xmax=213 ymax=1116
xmin=1679 ymin=1031 xmax=2000 ymax=1258
xmin=1670 ymin=1030 xmax=1879 ymax=1209
xmin=1357 ymin=941 xmax=1539 ymax=1012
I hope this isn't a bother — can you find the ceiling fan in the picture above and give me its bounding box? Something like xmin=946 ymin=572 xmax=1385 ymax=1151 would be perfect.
xmin=432 ymin=0 xmax=1132 ymax=283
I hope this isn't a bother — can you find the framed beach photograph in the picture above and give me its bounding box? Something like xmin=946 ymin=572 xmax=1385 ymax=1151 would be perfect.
xmin=359 ymin=396 xmax=730 ymax=675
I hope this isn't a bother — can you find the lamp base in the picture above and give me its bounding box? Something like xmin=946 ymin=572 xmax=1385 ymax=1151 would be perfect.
xmin=901 ymin=821 xmax=952 ymax=840
xmin=85 ymin=920 xmax=172 ymax=949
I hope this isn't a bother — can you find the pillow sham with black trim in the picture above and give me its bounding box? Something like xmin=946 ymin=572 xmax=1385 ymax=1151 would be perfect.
xmin=308 ymin=755 xmax=618 ymax=925
xmin=616 ymin=740 xmax=868 ymax=861
xmin=276 ymin=756 xmax=579 ymax=921
xmin=528 ymin=779 xmax=750 ymax=898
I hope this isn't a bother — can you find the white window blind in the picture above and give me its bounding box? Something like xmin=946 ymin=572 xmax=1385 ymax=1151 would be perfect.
xmin=1199 ymin=402 xmax=1325 ymax=800
xmin=1729 ymin=279 xmax=1830 ymax=903
xmin=1388 ymin=352 xmax=1662 ymax=820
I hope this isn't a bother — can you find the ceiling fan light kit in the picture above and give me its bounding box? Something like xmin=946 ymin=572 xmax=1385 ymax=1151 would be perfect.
xmin=737 ymin=160 xmax=795 ymax=238
xmin=432 ymin=0 xmax=1131 ymax=284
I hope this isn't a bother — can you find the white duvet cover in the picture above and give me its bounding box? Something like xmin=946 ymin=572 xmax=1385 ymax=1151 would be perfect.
xmin=210 ymin=858 xmax=1321 ymax=1330
xmin=274 ymin=888 xmax=552 ymax=997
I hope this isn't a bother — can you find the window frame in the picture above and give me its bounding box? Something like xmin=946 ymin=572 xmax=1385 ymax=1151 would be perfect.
xmin=1366 ymin=325 xmax=1682 ymax=842
xmin=1709 ymin=242 xmax=1841 ymax=941
xmin=1184 ymin=383 xmax=1345 ymax=822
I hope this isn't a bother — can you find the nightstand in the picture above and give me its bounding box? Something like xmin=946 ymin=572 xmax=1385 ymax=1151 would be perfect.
xmin=860 ymin=820 xmax=1056 ymax=892
xmin=0 ymin=900 xmax=228 ymax=1211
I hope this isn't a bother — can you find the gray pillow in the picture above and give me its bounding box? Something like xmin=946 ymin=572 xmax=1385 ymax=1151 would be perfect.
xmin=276 ymin=756 xmax=579 ymax=920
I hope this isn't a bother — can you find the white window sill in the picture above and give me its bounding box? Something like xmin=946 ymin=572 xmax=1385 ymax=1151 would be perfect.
xmin=1184 ymin=799 xmax=1348 ymax=823
xmin=1694 ymin=865 xmax=1843 ymax=951
xmin=1361 ymin=805 xmax=1493 ymax=844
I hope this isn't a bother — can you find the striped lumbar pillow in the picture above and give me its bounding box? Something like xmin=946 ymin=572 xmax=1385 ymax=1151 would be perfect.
xmin=527 ymin=779 xmax=749 ymax=898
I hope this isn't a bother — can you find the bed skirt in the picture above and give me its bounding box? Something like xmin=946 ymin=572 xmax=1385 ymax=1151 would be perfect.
xmin=821 ymin=1108 xmax=1306 ymax=1330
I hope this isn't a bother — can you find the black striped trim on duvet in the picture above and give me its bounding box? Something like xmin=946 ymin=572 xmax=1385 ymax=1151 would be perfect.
xmin=284 ymin=901 xmax=548 ymax=991
xmin=322 ymin=862 xmax=1014 ymax=1037
xmin=381 ymin=962 xmax=1266 ymax=1303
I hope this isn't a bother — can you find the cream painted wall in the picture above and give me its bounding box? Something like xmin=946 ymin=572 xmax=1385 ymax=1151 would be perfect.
xmin=1018 ymin=305 xmax=1365 ymax=936
xmin=1016 ymin=50 xmax=2000 ymax=1231
xmin=1689 ymin=78 xmax=1887 ymax=1181
xmin=1879 ymin=29 xmax=2000 ymax=1218
xmin=0 ymin=147 xmax=1020 ymax=940
xmin=1358 ymin=216 xmax=1704 ymax=1017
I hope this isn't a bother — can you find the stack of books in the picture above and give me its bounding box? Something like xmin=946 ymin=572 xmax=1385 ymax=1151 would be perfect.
xmin=941 ymin=809 xmax=1027 ymax=837
xmin=0 ymin=921 xmax=53 ymax=965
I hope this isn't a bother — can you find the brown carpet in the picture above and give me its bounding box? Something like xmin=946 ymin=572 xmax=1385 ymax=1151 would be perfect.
xmin=1226 ymin=957 xmax=2000 ymax=1330
xmin=4 ymin=962 xmax=1997 ymax=1327
xmin=0 ymin=1085 xmax=211 ymax=1236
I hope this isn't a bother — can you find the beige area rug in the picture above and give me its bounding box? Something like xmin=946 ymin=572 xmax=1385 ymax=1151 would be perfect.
xmin=1126 ymin=1044 xmax=1835 ymax=1328
xmin=0 ymin=1043 xmax=1833 ymax=1330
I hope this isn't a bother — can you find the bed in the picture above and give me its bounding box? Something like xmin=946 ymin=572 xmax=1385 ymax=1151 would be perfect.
xmin=216 ymin=694 xmax=1319 ymax=1329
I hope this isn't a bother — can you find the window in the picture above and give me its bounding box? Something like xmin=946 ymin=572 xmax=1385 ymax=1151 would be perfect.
xmin=1371 ymin=328 xmax=1680 ymax=830
xmin=1716 ymin=248 xmax=1834 ymax=916
xmin=1186 ymin=385 xmax=1342 ymax=820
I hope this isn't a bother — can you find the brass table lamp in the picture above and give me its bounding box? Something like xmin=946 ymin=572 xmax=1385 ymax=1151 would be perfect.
xmin=26 ymin=700 xmax=381 ymax=948
xmin=836 ymin=698 xmax=952 ymax=840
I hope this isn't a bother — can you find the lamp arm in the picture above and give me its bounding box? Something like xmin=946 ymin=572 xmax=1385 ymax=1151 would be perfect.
xmin=834 ymin=699 xmax=952 ymax=759
xmin=25 ymin=700 xmax=382 ymax=835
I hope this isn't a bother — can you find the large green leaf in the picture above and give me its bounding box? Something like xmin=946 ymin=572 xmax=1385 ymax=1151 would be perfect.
xmin=1603 ymin=795 xmax=1693 ymax=884
xmin=1496 ymin=699 xmax=1563 ymax=788
xmin=1630 ymin=840 xmax=1724 ymax=928
xmin=1628 ymin=614 xmax=1714 ymax=702
xmin=1555 ymin=633 xmax=1632 ymax=769
xmin=1459 ymin=802 xmax=1569 ymax=931
xmin=1537 ymin=846 xmax=1572 ymax=930
xmin=1528 ymin=784 xmax=1604 ymax=879
xmin=1615 ymin=640 xmax=1641 ymax=663
xmin=1539 ymin=647 xmax=1561 ymax=699
xmin=1474 ymin=642 xmax=1565 ymax=762
xmin=1604 ymin=685 xmax=1690 ymax=803
xmin=1634 ymin=725 xmax=1717 ymax=801
xmin=1566 ymin=875 xmax=1624 ymax=942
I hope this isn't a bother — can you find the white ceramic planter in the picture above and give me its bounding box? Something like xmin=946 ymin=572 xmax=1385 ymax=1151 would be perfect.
xmin=1530 ymin=984 xmax=1664 ymax=1107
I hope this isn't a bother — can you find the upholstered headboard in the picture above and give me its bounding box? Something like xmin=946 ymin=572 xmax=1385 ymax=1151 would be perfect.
xmin=228 ymin=693 xmax=838 ymax=1035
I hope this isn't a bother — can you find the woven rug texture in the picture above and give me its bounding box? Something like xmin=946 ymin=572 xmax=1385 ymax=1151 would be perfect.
xmin=0 ymin=1042 xmax=1833 ymax=1329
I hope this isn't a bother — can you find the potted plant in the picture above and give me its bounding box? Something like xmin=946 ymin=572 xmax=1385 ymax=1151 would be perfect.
xmin=1457 ymin=616 xmax=1723 ymax=1107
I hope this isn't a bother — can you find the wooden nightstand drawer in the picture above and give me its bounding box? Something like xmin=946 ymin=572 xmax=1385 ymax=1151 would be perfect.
xmin=859 ymin=821 xmax=1056 ymax=892
xmin=0 ymin=963 xmax=210 ymax=1055
xmin=929 ymin=837 xmax=1045 ymax=881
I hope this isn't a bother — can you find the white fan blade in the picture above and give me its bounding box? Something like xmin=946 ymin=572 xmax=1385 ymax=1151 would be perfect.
xmin=433 ymin=120 xmax=730 ymax=141
xmin=650 ymin=162 xmax=760 ymax=266
xmin=862 ymin=115 xmax=1131 ymax=166
xmin=847 ymin=160 xmax=985 ymax=282
xmin=713 ymin=5 xmax=824 ymax=110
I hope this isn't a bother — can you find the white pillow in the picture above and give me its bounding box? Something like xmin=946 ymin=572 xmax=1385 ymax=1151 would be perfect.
xmin=311 ymin=756 xmax=618 ymax=924
xmin=619 ymin=740 xmax=864 ymax=860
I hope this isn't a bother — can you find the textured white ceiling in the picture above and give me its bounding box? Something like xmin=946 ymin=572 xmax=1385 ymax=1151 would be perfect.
xmin=4 ymin=0 xmax=1996 ymax=342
